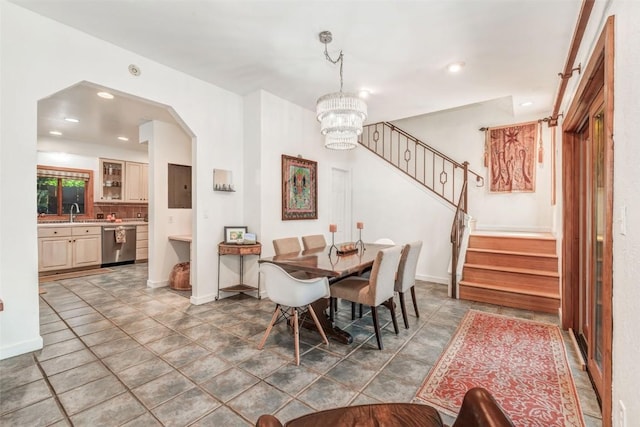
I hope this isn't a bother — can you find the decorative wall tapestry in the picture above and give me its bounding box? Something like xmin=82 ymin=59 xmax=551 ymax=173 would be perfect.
xmin=487 ymin=121 xmax=538 ymax=192
xmin=281 ymin=154 xmax=317 ymax=220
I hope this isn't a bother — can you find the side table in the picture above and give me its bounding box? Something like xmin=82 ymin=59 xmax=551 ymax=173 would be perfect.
xmin=217 ymin=242 xmax=262 ymax=300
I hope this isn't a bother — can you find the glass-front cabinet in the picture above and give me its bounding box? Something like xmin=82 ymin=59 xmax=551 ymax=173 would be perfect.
xmin=99 ymin=159 xmax=125 ymax=201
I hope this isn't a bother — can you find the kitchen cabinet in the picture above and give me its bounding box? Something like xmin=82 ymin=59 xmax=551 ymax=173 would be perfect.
xmin=38 ymin=226 xmax=102 ymax=272
xmin=125 ymin=162 xmax=149 ymax=202
xmin=99 ymin=159 xmax=125 ymax=202
xmin=136 ymin=224 xmax=148 ymax=261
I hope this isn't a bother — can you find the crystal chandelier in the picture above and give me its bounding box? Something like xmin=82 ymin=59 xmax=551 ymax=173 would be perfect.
xmin=316 ymin=31 xmax=367 ymax=150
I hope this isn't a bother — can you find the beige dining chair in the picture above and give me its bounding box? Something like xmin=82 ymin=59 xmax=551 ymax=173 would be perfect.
xmin=258 ymin=262 xmax=330 ymax=365
xmin=302 ymin=234 xmax=326 ymax=251
xmin=272 ymin=236 xmax=310 ymax=279
xmin=273 ymin=237 xmax=302 ymax=255
xmin=395 ymin=241 xmax=423 ymax=329
xmin=329 ymin=246 xmax=403 ymax=350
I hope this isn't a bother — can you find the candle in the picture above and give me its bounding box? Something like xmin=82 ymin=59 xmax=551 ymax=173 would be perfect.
xmin=356 ymin=222 xmax=364 ymax=229
xmin=329 ymin=224 xmax=337 ymax=233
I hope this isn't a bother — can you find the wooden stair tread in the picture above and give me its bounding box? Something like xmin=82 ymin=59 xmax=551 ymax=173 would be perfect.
xmin=466 ymin=248 xmax=557 ymax=258
xmin=463 ymin=263 xmax=560 ymax=278
xmin=470 ymin=231 xmax=556 ymax=240
xmin=459 ymin=280 xmax=560 ymax=299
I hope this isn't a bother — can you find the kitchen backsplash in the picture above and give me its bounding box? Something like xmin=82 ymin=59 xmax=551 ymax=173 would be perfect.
xmin=93 ymin=203 xmax=148 ymax=220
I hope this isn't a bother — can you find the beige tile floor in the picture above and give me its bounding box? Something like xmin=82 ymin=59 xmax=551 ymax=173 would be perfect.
xmin=1 ymin=263 xmax=602 ymax=426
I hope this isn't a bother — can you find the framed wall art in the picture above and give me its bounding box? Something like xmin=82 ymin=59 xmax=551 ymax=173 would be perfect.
xmin=281 ymin=154 xmax=317 ymax=220
xmin=224 ymin=226 xmax=248 ymax=244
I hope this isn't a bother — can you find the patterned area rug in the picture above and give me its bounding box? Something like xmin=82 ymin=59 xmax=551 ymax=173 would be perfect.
xmin=414 ymin=310 xmax=585 ymax=427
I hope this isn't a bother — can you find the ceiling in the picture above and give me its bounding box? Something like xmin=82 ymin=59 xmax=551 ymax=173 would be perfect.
xmin=38 ymin=82 xmax=176 ymax=151
xmin=17 ymin=0 xmax=582 ymax=148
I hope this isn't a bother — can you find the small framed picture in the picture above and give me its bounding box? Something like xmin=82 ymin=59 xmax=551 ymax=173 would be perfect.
xmin=224 ymin=226 xmax=248 ymax=244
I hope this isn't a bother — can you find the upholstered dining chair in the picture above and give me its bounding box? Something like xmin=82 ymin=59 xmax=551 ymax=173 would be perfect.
xmin=395 ymin=241 xmax=423 ymax=329
xmin=272 ymin=237 xmax=310 ymax=279
xmin=301 ymin=234 xmax=326 ymax=251
xmin=273 ymin=237 xmax=302 ymax=255
xmin=258 ymin=262 xmax=330 ymax=365
xmin=329 ymin=246 xmax=403 ymax=350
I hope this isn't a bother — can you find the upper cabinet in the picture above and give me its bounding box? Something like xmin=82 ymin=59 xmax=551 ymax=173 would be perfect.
xmin=99 ymin=158 xmax=148 ymax=203
xmin=99 ymin=158 xmax=125 ymax=202
xmin=125 ymin=161 xmax=149 ymax=202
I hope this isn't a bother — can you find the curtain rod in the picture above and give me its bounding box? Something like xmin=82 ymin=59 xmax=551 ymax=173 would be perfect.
xmin=478 ymin=114 xmax=564 ymax=131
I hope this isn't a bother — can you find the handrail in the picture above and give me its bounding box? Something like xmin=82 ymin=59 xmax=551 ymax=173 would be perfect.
xmin=359 ymin=122 xmax=483 ymax=208
xmin=450 ymin=180 xmax=468 ymax=299
xmin=385 ymin=122 xmax=483 ymax=182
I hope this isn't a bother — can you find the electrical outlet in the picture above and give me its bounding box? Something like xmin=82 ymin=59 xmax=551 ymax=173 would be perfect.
xmin=168 ymin=216 xmax=174 ymax=224
xmin=618 ymin=400 xmax=627 ymax=427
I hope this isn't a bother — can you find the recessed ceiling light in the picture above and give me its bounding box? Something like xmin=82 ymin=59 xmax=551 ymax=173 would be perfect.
xmin=49 ymin=131 xmax=62 ymax=136
xmin=447 ymin=62 xmax=465 ymax=73
xmin=64 ymin=117 xmax=79 ymax=123
xmin=117 ymin=136 xmax=129 ymax=141
xmin=97 ymin=91 xmax=114 ymax=99
xmin=520 ymin=101 xmax=534 ymax=107
xmin=358 ymin=89 xmax=371 ymax=99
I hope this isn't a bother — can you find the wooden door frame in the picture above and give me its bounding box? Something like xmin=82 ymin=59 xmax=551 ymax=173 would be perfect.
xmin=561 ymin=16 xmax=614 ymax=425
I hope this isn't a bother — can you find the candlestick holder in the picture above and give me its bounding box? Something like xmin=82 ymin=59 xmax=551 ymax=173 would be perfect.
xmin=355 ymin=228 xmax=365 ymax=252
xmin=328 ymin=231 xmax=338 ymax=256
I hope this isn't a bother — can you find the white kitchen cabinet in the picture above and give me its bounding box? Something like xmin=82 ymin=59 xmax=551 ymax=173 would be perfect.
xmin=38 ymin=226 xmax=102 ymax=272
xmin=99 ymin=158 xmax=125 ymax=202
xmin=125 ymin=162 xmax=149 ymax=202
xmin=136 ymin=224 xmax=148 ymax=261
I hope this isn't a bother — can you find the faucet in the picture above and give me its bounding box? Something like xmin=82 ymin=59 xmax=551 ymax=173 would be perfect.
xmin=70 ymin=203 xmax=80 ymax=223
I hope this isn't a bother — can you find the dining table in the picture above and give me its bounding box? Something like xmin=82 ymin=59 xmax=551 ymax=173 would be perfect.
xmin=258 ymin=243 xmax=391 ymax=344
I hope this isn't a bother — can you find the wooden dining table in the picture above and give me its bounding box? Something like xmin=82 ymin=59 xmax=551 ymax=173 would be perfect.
xmin=258 ymin=243 xmax=391 ymax=344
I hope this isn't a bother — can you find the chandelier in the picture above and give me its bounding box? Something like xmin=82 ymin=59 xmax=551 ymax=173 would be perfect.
xmin=316 ymin=31 xmax=367 ymax=150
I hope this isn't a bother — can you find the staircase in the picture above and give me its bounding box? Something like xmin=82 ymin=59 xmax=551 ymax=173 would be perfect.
xmin=459 ymin=233 xmax=560 ymax=313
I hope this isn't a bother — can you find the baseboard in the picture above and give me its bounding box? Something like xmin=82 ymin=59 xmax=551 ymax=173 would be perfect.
xmin=0 ymin=336 xmax=43 ymax=360
xmin=190 ymin=293 xmax=217 ymax=305
xmin=416 ymin=274 xmax=449 ymax=285
xmin=147 ymin=279 xmax=168 ymax=289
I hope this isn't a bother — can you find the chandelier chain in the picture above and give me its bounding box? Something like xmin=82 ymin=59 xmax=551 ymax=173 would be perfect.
xmin=323 ymin=43 xmax=344 ymax=93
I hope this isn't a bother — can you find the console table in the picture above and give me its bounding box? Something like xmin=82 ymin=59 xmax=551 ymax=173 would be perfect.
xmin=217 ymin=242 xmax=262 ymax=300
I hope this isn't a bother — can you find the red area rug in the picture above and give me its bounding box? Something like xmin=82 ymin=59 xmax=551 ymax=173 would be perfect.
xmin=414 ymin=310 xmax=585 ymax=427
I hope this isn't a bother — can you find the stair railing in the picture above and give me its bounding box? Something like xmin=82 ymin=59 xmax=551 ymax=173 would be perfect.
xmin=359 ymin=122 xmax=483 ymax=208
xmin=450 ymin=180 xmax=468 ymax=299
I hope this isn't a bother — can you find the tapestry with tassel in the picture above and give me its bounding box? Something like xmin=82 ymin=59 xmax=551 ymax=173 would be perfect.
xmin=485 ymin=121 xmax=539 ymax=192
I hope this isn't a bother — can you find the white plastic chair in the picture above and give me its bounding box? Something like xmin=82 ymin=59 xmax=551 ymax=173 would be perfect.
xmin=395 ymin=241 xmax=423 ymax=329
xmin=258 ymin=262 xmax=330 ymax=365
xmin=374 ymin=238 xmax=395 ymax=245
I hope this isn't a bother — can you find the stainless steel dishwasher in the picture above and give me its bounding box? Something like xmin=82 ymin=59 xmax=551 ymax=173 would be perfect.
xmin=102 ymin=225 xmax=137 ymax=265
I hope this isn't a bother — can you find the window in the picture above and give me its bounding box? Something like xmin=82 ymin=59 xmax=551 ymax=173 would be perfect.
xmin=37 ymin=166 xmax=93 ymax=216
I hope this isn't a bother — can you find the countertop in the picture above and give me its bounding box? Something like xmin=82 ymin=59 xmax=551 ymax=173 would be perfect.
xmin=38 ymin=220 xmax=149 ymax=228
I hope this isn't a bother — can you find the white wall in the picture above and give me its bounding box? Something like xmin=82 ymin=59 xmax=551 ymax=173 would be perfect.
xmin=392 ymin=97 xmax=555 ymax=232
xmin=0 ymin=2 xmax=243 ymax=358
xmin=351 ymin=149 xmax=455 ymax=283
xmin=251 ymin=90 xmax=352 ymax=252
xmin=147 ymin=120 xmax=192 ymax=287
xmin=559 ymin=1 xmax=640 ymax=424
xmin=238 ymin=90 xmax=357 ymax=297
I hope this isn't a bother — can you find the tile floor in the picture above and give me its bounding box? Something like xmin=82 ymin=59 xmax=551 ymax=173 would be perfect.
xmin=1 ymin=263 xmax=602 ymax=426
